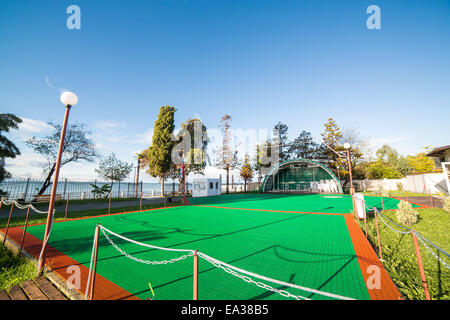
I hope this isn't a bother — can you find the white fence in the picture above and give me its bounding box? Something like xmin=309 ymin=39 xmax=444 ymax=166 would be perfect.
xmin=351 ymin=173 xmax=448 ymax=194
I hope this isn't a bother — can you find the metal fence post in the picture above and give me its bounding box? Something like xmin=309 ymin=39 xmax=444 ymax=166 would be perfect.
xmin=24 ymin=178 xmax=30 ymax=201
xmin=88 ymin=225 xmax=100 ymax=300
xmin=374 ymin=210 xmax=383 ymax=260
xmin=428 ymin=189 xmax=434 ymax=207
xmin=2 ymin=202 xmax=14 ymax=245
xmin=19 ymin=207 xmax=31 ymax=255
xmin=65 ymin=194 xmax=70 ymax=220
xmin=411 ymin=231 xmax=431 ymax=300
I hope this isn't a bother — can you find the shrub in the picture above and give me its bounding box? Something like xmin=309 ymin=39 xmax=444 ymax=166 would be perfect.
xmin=396 ymin=182 xmax=404 ymax=191
xmin=375 ymin=185 xmax=389 ymax=197
xmin=444 ymin=196 xmax=450 ymax=213
xmin=396 ymin=200 xmax=418 ymax=227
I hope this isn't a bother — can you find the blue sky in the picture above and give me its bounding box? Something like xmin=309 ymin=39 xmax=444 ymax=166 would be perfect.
xmin=1 ymin=0 xmax=449 ymax=182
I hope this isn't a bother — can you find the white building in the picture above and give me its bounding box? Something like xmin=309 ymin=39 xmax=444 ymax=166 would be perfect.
xmin=426 ymin=145 xmax=450 ymax=195
xmin=192 ymin=178 xmax=222 ymax=197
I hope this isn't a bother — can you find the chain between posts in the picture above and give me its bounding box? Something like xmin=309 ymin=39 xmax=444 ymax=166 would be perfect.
xmin=101 ymin=227 xmax=194 ymax=265
xmin=198 ymin=253 xmax=310 ymax=300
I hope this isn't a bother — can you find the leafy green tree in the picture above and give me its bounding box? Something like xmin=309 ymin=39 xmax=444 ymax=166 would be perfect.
xmin=367 ymin=160 xmax=403 ymax=179
xmin=240 ymin=154 xmax=253 ymax=192
xmin=0 ymin=114 xmax=22 ymax=194
xmin=26 ymin=122 xmax=97 ymax=196
xmin=145 ymin=105 xmax=177 ymax=196
xmin=169 ymin=118 xmax=209 ymax=188
xmin=375 ymin=145 xmax=412 ymax=176
xmin=407 ymin=153 xmax=434 ymax=173
xmin=366 ymin=145 xmax=412 ymax=179
xmin=95 ymin=152 xmax=133 ymax=196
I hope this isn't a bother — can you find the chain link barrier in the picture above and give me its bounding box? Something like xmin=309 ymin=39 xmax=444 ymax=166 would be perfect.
xmin=95 ymin=225 xmax=354 ymax=301
xmin=1 ymin=197 xmax=53 ymax=215
xmin=101 ymin=227 xmax=194 ymax=265
xmin=413 ymin=231 xmax=450 ymax=269
xmin=362 ymin=199 xmax=450 ymax=269
xmin=198 ymin=252 xmax=310 ymax=300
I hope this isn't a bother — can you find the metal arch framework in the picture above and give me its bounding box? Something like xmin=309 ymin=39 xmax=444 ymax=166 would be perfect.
xmin=261 ymin=158 xmax=343 ymax=193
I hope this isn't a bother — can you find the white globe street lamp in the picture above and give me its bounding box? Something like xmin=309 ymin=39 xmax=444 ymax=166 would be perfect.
xmin=38 ymin=91 xmax=78 ymax=273
xmin=60 ymin=91 xmax=78 ymax=106
xmin=344 ymin=143 xmax=351 ymax=150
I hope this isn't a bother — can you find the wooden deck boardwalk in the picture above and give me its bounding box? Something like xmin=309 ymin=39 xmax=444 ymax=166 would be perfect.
xmin=0 ymin=276 xmax=68 ymax=300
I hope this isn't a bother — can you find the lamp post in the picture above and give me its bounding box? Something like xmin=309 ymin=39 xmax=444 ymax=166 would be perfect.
xmin=37 ymin=91 xmax=78 ymax=274
xmin=344 ymin=143 xmax=356 ymax=216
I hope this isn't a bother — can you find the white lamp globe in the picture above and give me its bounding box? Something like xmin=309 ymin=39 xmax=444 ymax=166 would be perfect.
xmin=343 ymin=143 xmax=351 ymax=150
xmin=60 ymin=91 xmax=78 ymax=106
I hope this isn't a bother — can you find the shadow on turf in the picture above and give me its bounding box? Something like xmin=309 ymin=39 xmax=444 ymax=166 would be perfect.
xmin=124 ymin=244 xmax=357 ymax=300
xmin=24 ymin=208 xmax=360 ymax=300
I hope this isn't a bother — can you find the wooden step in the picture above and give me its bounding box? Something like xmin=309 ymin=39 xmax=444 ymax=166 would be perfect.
xmin=0 ymin=290 xmax=11 ymax=300
xmin=8 ymin=285 xmax=28 ymax=300
xmin=21 ymin=280 xmax=49 ymax=300
xmin=35 ymin=276 xmax=67 ymax=300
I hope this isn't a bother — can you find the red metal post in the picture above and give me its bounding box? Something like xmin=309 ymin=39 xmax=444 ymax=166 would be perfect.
xmin=2 ymin=202 xmax=15 ymax=245
xmin=374 ymin=210 xmax=383 ymax=260
xmin=193 ymin=251 xmax=198 ymax=300
xmin=364 ymin=209 xmax=368 ymax=237
xmin=108 ymin=193 xmax=112 ymax=214
xmin=405 ymin=191 xmax=409 ymax=203
xmin=411 ymin=231 xmax=431 ymax=300
xmin=88 ymin=225 xmax=100 ymax=300
xmin=346 ymin=149 xmax=356 ymax=219
xmin=428 ymin=189 xmax=434 ymax=207
xmin=38 ymin=105 xmax=71 ymax=274
xmin=19 ymin=207 xmax=31 ymax=254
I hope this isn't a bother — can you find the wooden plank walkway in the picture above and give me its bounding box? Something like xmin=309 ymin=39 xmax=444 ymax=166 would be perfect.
xmin=0 ymin=276 xmax=68 ymax=300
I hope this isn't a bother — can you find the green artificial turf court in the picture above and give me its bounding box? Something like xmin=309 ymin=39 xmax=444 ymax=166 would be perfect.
xmin=24 ymin=193 xmax=413 ymax=300
xmin=189 ymin=193 xmax=418 ymax=213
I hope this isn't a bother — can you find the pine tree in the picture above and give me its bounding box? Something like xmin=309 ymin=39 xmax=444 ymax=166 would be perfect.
xmin=320 ymin=118 xmax=343 ymax=171
xmin=145 ymin=105 xmax=177 ymax=195
xmin=273 ymin=122 xmax=289 ymax=162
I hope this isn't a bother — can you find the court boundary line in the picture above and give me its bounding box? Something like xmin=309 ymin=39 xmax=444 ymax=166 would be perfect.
xmin=0 ymin=226 xmax=139 ymax=300
xmin=190 ymin=204 xmax=348 ymax=216
xmin=344 ymin=214 xmax=403 ymax=300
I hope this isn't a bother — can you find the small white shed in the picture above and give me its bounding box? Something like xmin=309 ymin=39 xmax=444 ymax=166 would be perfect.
xmin=192 ymin=178 xmax=221 ymax=197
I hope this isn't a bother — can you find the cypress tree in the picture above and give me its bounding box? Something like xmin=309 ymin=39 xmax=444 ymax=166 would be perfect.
xmin=146 ymin=105 xmax=177 ymax=195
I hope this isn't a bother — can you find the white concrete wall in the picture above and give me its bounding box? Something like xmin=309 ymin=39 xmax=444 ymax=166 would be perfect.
xmin=351 ymin=179 xmax=405 ymax=192
xmin=352 ymin=173 xmax=448 ymax=194
xmin=405 ymin=173 xmax=448 ymax=194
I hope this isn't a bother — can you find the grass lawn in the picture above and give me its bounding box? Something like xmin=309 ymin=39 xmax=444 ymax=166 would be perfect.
xmin=0 ymin=242 xmax=37 ymax=291
xmin=0 ymin=201 xmax=182 ymax=229
xmin=363 ymin=191 xmax=435 ymax=197
xmin=359 ymin=207 xmax=449 ymax=300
